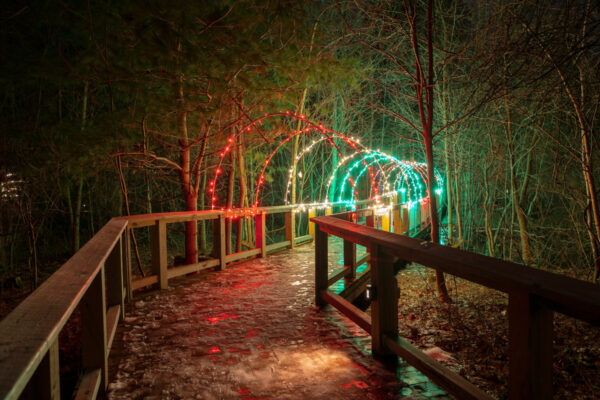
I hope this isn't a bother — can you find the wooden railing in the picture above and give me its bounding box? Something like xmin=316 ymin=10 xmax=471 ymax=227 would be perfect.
xmin=311 ymin=214 xmax=600 ymax=400
xmin=0 ymin=205 xmax=324 ymax=399
xmin=0 ymin=219 xmax=128 ymax=400
xmin=0 ymin=199 xmax=430 ymax=400
xmin=120 ymin=206 xmax=318 ymax=294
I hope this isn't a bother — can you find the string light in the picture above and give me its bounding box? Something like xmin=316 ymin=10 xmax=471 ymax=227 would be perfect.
xmin=208 ymin=112 xmax=442 ymax=212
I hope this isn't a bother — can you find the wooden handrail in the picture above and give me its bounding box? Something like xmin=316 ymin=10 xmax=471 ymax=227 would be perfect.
xmin=0 ymin=218 xmax=127 ymax=400
xmin=311 ymin=215 xmax=600 ymax=400
xmin=312 ymin=215 xmax=600 ymax=324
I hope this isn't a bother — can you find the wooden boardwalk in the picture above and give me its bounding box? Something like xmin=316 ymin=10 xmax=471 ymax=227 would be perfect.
xmin=107 ymin=242 xmax=448 ymax=400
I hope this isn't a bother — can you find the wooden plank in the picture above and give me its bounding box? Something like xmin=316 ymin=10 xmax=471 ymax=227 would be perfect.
xmin=259 ymin=204 xmax=296 ymax=213
xmin=254 ymin=212 xmax=266 ymax=258
xmin=265 ymin=240 xmax=291 ymax=253
xmin=383 ymin=335 xmax=494 ymax=400
xmin=106 ymin=305 xmax=121 ymax=353
xmin=105 ymin=238 xmax=124 ymax=320
xmin=23 ymin=338 xmax=60 ymax=400
xmin=314 ymin=223 xmax=328 ymax=307
xmin=339 ymin=269 xmax=371 ymax=303
xmin=508 ymin=292 xmax=553 ymax=400
xmin=80 ymin=268 xmax=108 ymax=392
xmin=131 ymin=275 xmax=158 ymax=291
xmin=327 ymin=267 xmax=352 ymax=287
xmin=356 ymin=254 xmax=370 ymax=267
xmin=150 ymin=220 xmax=168 ymax=289
xmin=118 ymin=210 xmax=222 ymax=228
xmin=0 ymin=219 xmax=126 ymax=400
xmin=74 ymin=369 xmax=101 ymax=400
xmin=370 ymin=244 xmax=398 ymax=358
xmin=311 ymin=216 xmax=600 ymax=325
xmin=225 ymin=248 xmax=261 ymax=263
xmin=285 ymin=211 xmax=295 ymax=249
xmin=295 ymin=234 xmax=312 ymax=244
xmin=167 ymin=259 xmax=221 ymax=279
xmin=321 ymin=291 xmax=372 ymax=333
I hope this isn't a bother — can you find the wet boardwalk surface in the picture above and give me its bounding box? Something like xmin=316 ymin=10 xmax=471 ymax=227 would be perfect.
xmin=107 ymin=242 xmax=449 ymax=400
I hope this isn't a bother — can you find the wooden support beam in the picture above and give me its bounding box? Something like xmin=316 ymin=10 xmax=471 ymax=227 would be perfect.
xmin=74 ymin=369 xmax=101 ymax=400
xmin=328 ymin=267 xmax=352 ymax=287
xmin=314 ymin=223 xmax=328 ymax=307
xmin=254 ymin=211 xmax=266 ymax=258
xmin=167 ymin=259 xmax=220 ymax=278
xmin=105 ymin=239 xmax=124 ymax=320
xmin=23 ymin=339 xmax=60 ymax=400
xmin=321 ymin=291 xmax=371 ymax=333
xmin=343 ymin=239 xmax=356 ymax=284
xmin=370 ymin=244 xmax=398 ymax=359
xmin=106 ymin=305 xmax=121 ymax=353
xmin=123 ymin=229 xmax=132 ymax=303
xmin=508 ymin=292 xmax=553 ymax=400
xmin=285 ymin=211 xmax=295 ymax=249
xmin=80 ymin=269 xmax=108 ymax=392
xmin=339 ymin=268 xmax=371 ymax=303
xmin=384 ymin=336 xmax=494 ymax=400
xmin=150 ymin=220 xmax=168 ymax=289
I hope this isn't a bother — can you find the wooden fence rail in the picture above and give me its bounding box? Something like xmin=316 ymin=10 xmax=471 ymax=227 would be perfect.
xmin=0 ymin=219 xmax=128 ymax=400
xmin=0 ymin=203 xmax=341 ymax=399
xmin=311 ymin=214 xmax=600 ymax=400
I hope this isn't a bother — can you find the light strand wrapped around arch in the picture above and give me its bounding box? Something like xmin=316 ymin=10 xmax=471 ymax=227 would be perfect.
xmin=208 ymin=111 xmax=442 ymax=212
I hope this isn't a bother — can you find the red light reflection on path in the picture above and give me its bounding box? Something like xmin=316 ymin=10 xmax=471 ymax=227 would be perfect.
xmin=205 ymin=312 xmax=239 ymax=324
xmin=342 ymin=380 xmax=369 ymax=389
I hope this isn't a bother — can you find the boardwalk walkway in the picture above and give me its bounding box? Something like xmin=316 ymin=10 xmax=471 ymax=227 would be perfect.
xmin=107 ymin=242 xmax=449 ymax=400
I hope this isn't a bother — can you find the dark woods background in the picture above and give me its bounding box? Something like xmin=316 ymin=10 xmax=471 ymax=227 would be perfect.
xmin=1 ymin=0 xmax=599 ymax=294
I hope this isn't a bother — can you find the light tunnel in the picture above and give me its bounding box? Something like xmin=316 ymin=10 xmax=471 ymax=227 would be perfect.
xmin=208 ymin=112 xmax=443 ymax=213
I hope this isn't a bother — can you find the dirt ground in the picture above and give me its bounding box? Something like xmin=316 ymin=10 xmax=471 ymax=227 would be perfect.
xmin=393 ymin=264 xmax=600 ymax=399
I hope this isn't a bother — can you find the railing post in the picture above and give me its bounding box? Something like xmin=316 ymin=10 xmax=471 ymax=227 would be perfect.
xmin=151 ymin=220 xmax=168 ymax=289
xmin=508 ymin=292 xmax=553 ymax=400
xmin=343 ymin=239 xmax=356 ymax=284
xmin=105 ymin=238 xmax=125 ymax=320
xmin=366 ymin=209 xmax=375 ymax=227
xmin=370 ymin=244 xmax=398 ymax=360
xmin=212 ymin=214 xmax=226 ymax=270
xmin=314 ymin=223 xmax=328 ymax=307
xmin=381 ymin=210 xmax=391 ymax=232
xmin=392 ymin=205 xmax=402 ymax=234
xmin=80 ymin=267 xmax=108 ymax=391
xmin=23 ymin=339 xmax=60 ymax=399
xmin=123 ymin=228 xmax=132 ymax=303
xmin=285 ymin=210 xmax=295 ymax=248
xmin=343 ymin=212 xmax=356 ymax=284
xmin=308 ymin=208 xmax=316 ymax=239
xmin=254 ymin=211 xmax=267 ymax=257
xmin=402 ymin=207 xmax=410 ymax=234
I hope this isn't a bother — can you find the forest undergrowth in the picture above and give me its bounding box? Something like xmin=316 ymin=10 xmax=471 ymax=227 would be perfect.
xmin=392 ymin=264 xmax=600 ymax=399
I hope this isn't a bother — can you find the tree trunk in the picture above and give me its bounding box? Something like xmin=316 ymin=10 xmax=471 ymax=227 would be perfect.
xmin=422 ymin=0 xmax=450 ymax=303
xmin=176 ymin=71 xmax=198 ymax=265
xmin=226 ymin=143 xmax=236 ymax=254
xmin=483 ymin=164 xmax=495 ymax=257
xmin=236 ymin=133 xmax=249 ymax=252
